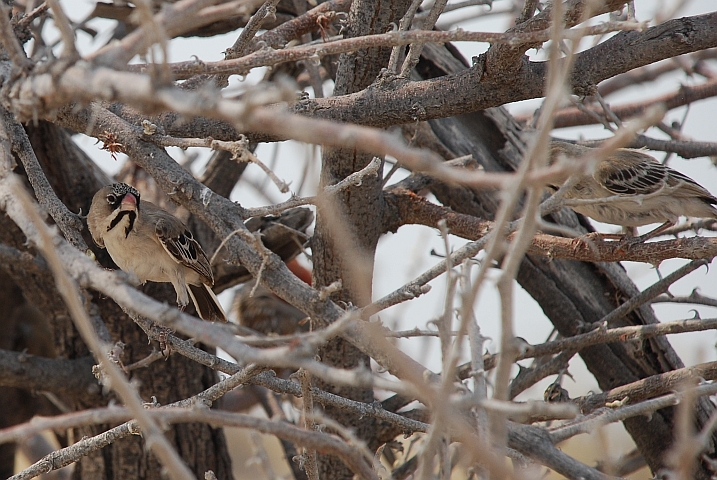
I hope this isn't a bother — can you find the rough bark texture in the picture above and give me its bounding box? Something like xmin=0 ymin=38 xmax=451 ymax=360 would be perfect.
xmin=310 ymin=0 xmax=412 ymax=477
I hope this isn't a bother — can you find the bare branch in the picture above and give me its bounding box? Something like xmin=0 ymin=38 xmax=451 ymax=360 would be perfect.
xmin=0 ymin=107 xmax=87 ymax=250
xmin=0 ymin=349 xmax=97 ymax=397
xmin=550 ymin=382 xmax=717 ymax=444
xmin=44 ymin=0 xmax=76 ymax=58
xmin=0 ymin=2 xmax=32 ymax=70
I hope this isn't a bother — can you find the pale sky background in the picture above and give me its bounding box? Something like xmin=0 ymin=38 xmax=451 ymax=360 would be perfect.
xmin=52 ymin=0 xmax=717 ymax=474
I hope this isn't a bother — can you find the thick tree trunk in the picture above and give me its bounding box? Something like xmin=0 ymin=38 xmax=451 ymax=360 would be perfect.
xmin=310 ymin=0 xmax=412 ymax=477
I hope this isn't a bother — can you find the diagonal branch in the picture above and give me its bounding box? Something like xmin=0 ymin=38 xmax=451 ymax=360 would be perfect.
xmin=0 ymin=350 xmax=97 ymax=397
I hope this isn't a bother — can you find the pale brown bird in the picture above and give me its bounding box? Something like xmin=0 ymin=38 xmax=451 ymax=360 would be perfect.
xmin=549 ymin=142 xmax=717 ymax=240
xmin=231 ymin=259 xmax=310 ymax=335
xmin=87 ymin=183 xmax=227 ymax=322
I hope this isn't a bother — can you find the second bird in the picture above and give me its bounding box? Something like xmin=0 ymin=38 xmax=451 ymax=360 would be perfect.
xmin=87 ymin=183 xmax=227 ymax=322
xmin=549 ymin=142 xmax=717 ymax=240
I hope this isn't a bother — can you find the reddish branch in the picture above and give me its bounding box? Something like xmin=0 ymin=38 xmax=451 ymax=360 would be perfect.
xmin=390 ymin=190 xmax=717 ymax=264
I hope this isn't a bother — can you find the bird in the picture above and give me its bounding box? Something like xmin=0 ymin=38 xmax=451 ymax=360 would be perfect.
xmin=87 ymin=183 xmax=227 ymax=322
xmin=231 ymin=282 xmax=309 ymax=336
xmin=548 ymin=142 xmax=717 ymax=241
xmin=231 ymin=259 xmax=310 ymax=336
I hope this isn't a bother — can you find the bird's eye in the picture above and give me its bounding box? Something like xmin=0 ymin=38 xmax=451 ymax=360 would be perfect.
xmin=107 ymin=194 xmax=117 ymax=204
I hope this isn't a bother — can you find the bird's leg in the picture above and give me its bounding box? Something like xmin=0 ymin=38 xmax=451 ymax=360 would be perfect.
xmin=146 ymin=322 xmax=175 ymax=357
xmin=619 ymin=221 xmax=674 ymax=247
xmin=587 ymin=232 xmax=624 ymax=241
xmin=156 ymin=325 xmax=175 ymax=358
xmin=172 ymin=281 xmax=190 ymax=313
xmin=571 ymin=232 xmax=601 ymax=254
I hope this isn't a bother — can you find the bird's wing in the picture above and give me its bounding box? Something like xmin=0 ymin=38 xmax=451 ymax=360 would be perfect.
xmin=598 ymin=152 xmax=669 ymax=196
xmin=665 ymin=168 xmax=717 ymax=204
xmin=145 ymin=205 xmax=214 ymax=285
xmin=598 ymin=150 xmax=717 ymax=206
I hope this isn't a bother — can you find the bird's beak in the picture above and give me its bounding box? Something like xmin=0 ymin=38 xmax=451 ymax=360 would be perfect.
xmin=120 ymin=192 xmax=138 ymax=212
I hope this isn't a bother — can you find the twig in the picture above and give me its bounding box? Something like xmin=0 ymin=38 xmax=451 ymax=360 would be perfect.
xmin=88 ymin=0 xmax=256 ymax=66
xmin=509 ymin=350 xmax=577 ymax=400
xmin=325 ymin=157 xmax=382 ymax=194
xmin=227 ymin=0 xmax=281 ymax=58
xmin=651 ymin=290 xmax=717 ymax=308
xmin=572 ymin=361 xmax=717 ymax=415
xmin=237 ymin=147 xmax=290 ymax=193
xmin=462 ymin=317 xmax=717 ymax=376
xmin=16 ymin=3 xmax=50 ymax=30
xmin=123 ymin=349 xmax=166 ymax=372
xmin=550 ymin=382 xmax=717 ymax=444
xmin=130 ymin=0 xmax=172 ymax=83
xmin=216 ymin=0 xmax=282 ymax=88
xmin=143 ymin=132 xmax=297 ymax=208
xmin=248 ymin=431 xmax=278 ymax=480
xmin=436 ymin=219 xmax=456 ymax=361
xmin=128 ymin=20 xmax=647 ymax=79
xmin=44 ymin=0 xmax=76 ymax=58
xmin=0 ymin=107 xmax=87 ymax=250
xmin=242 ymin=156 xmax=381 ymax=217
xmin=0 ymin=407 xmax=135 ymax=445
xmin=592 ymin=259 xmax=708 ymax=328
xmin=541 ymin=76 xmax=717 ymax=129
xmin=0 ymin=2 xmax=32 ymax=70
xmin=296 ymin=368 xmax=319 ymax=480
xmin=362 ymin=237 xmax=488 ymax=318
xmin=665 ymin=383 xmax=701 ymax=478
xmin=387 ymin=0 xmax=422 ymax=73
xmin=399 ymin=0 xmax=447 ymax=77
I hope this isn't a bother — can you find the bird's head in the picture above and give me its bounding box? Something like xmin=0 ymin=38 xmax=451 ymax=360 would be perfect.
xmin=106 ymin=183 xmax=140 ymax=213
xmin=104 ymin=183 xmax=140 ymax=237
xmin=545 ymin=141 xmax=592 ymax=191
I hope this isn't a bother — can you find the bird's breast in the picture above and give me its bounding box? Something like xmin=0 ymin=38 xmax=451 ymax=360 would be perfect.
xmin=103 ymin=228 xmax=176 ymax=283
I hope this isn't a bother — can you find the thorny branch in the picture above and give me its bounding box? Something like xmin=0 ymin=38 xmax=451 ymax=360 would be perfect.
xmin=1 ymin=0 xmax=717 ymax=478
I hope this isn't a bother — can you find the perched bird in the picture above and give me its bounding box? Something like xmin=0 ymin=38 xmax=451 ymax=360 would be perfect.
xmin=87 ymin=183 xmax=227 ymax=322
xmin=231 ymin=259 xmax=310 ymax=336
xmin=232 ymin=282 xmax=309 ymax=335
xmin=549 ymin=142 xmax=717 ymax=240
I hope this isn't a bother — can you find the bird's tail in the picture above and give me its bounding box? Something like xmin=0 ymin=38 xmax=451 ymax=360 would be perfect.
xmin=188 ymin=284 xmax=227 ymax=322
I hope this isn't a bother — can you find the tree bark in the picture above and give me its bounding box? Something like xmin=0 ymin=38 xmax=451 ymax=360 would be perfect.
xmin=310 ymin=0 xmax=412 ymax=477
